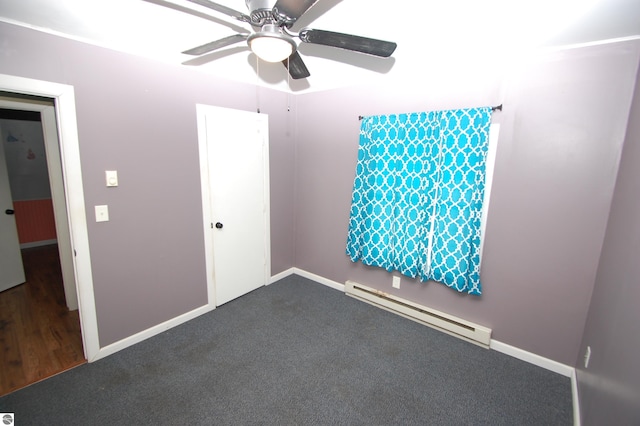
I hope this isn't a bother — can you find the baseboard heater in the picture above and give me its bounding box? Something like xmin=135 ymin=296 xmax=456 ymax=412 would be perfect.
xmin=345 ymin=280 xmax=492 ymax=347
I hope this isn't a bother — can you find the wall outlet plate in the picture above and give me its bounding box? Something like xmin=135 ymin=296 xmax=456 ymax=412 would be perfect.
xmin=95 ymin=205 xmax=109 ymax=222
xmin=392 ymin=276 xmax=401 ymax=289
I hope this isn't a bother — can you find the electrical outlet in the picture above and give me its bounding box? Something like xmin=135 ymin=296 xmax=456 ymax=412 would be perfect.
xmin=392 ymin=276 xmax=401 ymax=289
xmin=95 ymin=205 xmax=109 ymax=222
xmin=584 ymin=346 xmax=591 ymax=369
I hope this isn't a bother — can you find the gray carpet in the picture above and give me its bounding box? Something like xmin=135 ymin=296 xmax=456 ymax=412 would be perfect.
xmin=0 ymin=275 xmax=572 ymax=425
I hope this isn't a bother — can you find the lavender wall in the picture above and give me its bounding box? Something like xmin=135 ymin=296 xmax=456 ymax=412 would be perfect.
xmin=575 ymin=62 xmax=640 ymax=424
xmin=2 ymin=19 xmax=639 ymax=379
xmin=294 ymin=40 xmax=640 ymax=365
xmin=0 ymin=22 xmax=296 ymax=346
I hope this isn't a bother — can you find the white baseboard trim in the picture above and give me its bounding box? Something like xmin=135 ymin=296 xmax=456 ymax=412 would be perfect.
xmin=292 ymin=268 xmax=345 ymax=292
xmin=283 ymin=270 xmax=576 ymax=374
xmin=20 ymin=239 xmax=57 ymax=249
xmin=275 ymin=269 xmax=583 ymax=425
xmin=91 ymin=267 xmax=582 ymax=424
xmin=94 ymin=268 xmax=330 ymax=362
xmin=270 ymin=267 xmax=295 ymax=284
xmin=490 ymin=339 xmax=580 ymax=424
xmin=90 ymin=303 xmax=214 ymax=362
xmin=295 ymin=271 xmax=580 ymax=397
xmin=489 ymin=340 xmax=574 ymax=377
xmin=571 ymin=369 xmax=581 ymax=426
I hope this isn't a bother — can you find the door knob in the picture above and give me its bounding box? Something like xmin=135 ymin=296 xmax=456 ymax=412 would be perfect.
xmin=5 ymin=209 xmax=14 ymax=215
xmin=215 ymin=222 xmax=223 ymax=229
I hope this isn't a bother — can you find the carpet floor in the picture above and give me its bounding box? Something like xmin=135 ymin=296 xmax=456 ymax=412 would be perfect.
xmin=0 ymin=274 xmax=572 ymax=425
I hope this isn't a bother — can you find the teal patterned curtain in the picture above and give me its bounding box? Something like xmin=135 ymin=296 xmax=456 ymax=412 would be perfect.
xmin=346 ymin=107 xmax=492 ymax=295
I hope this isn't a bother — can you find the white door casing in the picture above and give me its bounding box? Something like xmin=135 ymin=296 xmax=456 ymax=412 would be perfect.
xmin=0 ymin=120 xmax=26 ymax=292
xmin=0 ymin=74 xmax=99 ymax=361
xmin=197 ymin=104 xmax=271 ymax=306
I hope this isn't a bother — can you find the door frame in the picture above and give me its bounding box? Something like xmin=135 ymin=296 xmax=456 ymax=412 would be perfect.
xmin=195 ymin=104 xmax=271 ymax=306
xmin=0 ymin=74 xmax=99 ymax=361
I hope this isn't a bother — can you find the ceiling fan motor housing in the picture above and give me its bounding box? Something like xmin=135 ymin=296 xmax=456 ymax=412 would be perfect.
xmin=179 ymin=0 xmax=397 ymax=78
xmin=245 ymin=0 xmax=277 ymax=25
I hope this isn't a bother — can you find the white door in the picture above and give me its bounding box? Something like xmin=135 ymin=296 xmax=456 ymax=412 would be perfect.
xmin=197 ymin=105 xmax=270 ymax=306
xmin=0 ymin=121 xmax=26 ymax=292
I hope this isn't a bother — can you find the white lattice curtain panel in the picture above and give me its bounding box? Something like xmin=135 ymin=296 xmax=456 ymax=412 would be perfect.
xmin=346 ymin=107 xmax=493 ymax=295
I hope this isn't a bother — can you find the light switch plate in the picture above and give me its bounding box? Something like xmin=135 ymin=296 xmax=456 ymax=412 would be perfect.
xmin=95 ymin=205 xmax=109 ymax=222
xmin=106 ymin=170 xmax=118 ymax=187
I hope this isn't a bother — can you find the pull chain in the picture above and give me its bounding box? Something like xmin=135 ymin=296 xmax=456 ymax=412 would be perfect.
xmin=287 ymin=56 xmax=291 ymax=112
xmin=256 ymin=56 xmax=261 ymax=114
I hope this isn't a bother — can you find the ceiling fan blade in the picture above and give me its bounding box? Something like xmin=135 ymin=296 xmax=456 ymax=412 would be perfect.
xmin=282 ymin=51 xmax=310 ymax=79
xmin=185 ymin=0 xmax=251 ymax=23
xmin=273 ymin=0 xmax=321 ymax=27
xmin=182 ymin=34 xmax=248 ymax=56
xmin=299 ymin=29 xmax=397 ymax=57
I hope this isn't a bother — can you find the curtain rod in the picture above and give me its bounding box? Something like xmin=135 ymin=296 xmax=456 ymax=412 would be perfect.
xmin=358 ymin=104 xmax=503 ymax=121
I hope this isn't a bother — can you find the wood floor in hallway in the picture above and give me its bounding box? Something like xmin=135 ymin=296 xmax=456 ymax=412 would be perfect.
xmin=0 ymin=244 xmax=85 ymax=396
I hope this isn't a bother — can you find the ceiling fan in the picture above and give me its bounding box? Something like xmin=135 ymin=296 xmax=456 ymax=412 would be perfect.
xmin=178 ymin=0 xmax=397 ymax=79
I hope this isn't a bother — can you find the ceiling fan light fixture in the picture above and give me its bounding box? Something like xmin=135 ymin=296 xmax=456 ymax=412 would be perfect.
xmin=248 ymin=24 xmax=295 ymax=63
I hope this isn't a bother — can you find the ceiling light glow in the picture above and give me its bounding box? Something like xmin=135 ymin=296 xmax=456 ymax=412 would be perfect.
xmin=247 ymin=24 xmax=295 ymax=62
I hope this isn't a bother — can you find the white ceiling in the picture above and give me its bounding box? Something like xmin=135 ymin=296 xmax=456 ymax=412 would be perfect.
xmin=1 ymin=0 xmax=639 ymax=93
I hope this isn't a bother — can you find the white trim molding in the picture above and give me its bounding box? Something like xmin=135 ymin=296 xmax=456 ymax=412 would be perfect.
xmin=0 ymin=74 xmax=99 ymax=362
xmin=489 ymin=340 xmax=574 ymax=377
xmin=270 ymin=267 xmax=345 ymax=291
xmin=270 ymin=267 xmax=295 ymax=284
xmin=280 ymin=268 xmax=575 ymax=376
xmin=490 ymin=341 xmax=579 ymax=425
xmin=571 ymin=369 xmax=581 ymax=426
xmin=94 ymin=304 xmax=214 ymax=361
xmin=292 ymin=268 xmax=345 ymax=291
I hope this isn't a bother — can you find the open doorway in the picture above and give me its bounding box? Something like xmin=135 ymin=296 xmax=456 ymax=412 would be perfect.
xmin=1 ymin=73 xmax=109 ymax=377
xmin=0 ymin=100 xmax=86 ymax=395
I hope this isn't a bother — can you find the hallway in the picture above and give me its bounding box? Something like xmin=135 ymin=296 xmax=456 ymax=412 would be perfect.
xmin=0 ymin=244 xmax=85 ymax=396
